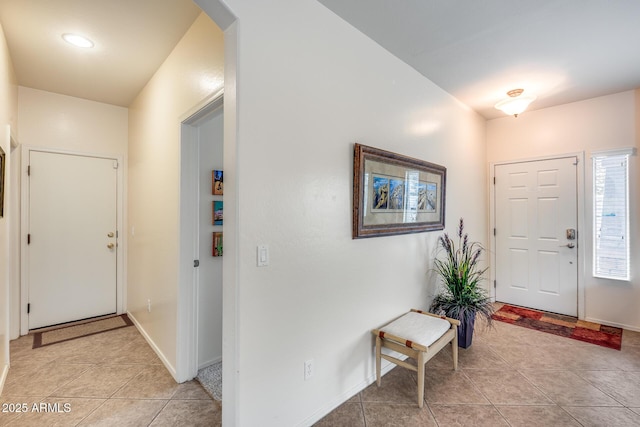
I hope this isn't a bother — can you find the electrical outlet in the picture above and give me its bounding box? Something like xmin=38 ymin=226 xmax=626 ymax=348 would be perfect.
xmin=304 ymin=359 xmax=314 ymax=381
xmin=147 ymin=299 xmax=151 ymax=313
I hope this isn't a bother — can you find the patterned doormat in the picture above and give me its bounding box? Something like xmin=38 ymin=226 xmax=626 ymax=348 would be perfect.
xmin=492 ymin=304 xmax=622 ymax=350
xmin=32 ymin=314 xmax=133 ymax=349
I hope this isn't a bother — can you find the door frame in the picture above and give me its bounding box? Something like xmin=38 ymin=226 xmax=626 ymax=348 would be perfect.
xmin=20 ymin=146 xmax=126 ymax=335
xmin=176 ymin=90 xmax=224 ymax=383
xmin=489 ymin=152 xmax=586 ymax=319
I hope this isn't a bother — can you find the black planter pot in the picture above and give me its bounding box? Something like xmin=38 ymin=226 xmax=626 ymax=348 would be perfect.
xmin=457 ymin=314 xmax=475 ymax=348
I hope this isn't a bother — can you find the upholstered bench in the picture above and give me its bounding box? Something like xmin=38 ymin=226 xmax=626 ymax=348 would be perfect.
xmin=372 ymin=309 xmax=460 ymax=407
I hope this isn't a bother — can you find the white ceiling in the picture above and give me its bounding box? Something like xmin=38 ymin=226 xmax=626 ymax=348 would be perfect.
xmin=2 ymin=1 xmax=640 ymax=118
xmin=0 ymin=0 xmax=201 ymax=107
xmin=318 ymin=0 xmax=640 ymax=119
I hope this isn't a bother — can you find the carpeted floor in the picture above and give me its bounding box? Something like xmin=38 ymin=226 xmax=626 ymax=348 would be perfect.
xmin=492 ymin=303 xmax=622 ymax=350
xmin=197 ymin=361 xmax=222 ymax=401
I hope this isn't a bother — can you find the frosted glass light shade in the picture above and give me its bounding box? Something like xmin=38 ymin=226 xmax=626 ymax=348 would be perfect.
xmin=494 ymin=90 xmax=536 ymax=117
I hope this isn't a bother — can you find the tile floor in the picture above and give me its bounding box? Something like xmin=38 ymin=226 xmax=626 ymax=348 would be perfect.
xmin=0 ymin=324 xmax=220 ymax=426
xmin=315 ymin=307 xmax=640 ymax=427
xmin=3 ymin=308 xmax=640 ymax=426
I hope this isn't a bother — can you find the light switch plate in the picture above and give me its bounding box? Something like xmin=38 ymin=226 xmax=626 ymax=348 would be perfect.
xmin=257 ymin=245 xmax=269 ymax=267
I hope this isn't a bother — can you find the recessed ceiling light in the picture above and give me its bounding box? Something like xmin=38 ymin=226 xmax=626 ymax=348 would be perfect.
xmin=62 ymin=33 xmax=94 ymax=48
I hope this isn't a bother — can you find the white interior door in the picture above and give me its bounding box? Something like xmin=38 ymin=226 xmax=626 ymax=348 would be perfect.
xmin=495 ymin=157 xmax=578 ymax=316
xmin=28 ymin=151 xmax=117 ymax=329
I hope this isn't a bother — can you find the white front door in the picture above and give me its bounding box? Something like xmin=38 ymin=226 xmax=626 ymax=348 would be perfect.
xmin=28 ymin=151 xmax=118 ymax=329
xmin=495 ymin=157 xmax=578 ymax=316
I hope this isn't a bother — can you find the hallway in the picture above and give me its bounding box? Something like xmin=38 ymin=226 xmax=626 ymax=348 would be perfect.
xmin=0 ymin=323 xmax=220 ymax=426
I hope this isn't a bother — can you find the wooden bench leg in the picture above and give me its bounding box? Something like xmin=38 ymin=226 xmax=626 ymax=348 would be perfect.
xmin=375 ymin=336 xmax=382 ymax=386
xmin=452 ymin=328 xmax=458 ymax=371
xmin=417 ymin=352 xmax=425 ymax=408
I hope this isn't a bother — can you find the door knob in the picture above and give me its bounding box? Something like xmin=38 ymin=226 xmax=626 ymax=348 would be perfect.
xmin=107 ymin=232 xmax=114 ymax=238
xmin=559 ymin=242 xmax=575 ymax=249
xmin=107 ymin=243 xmax=115 ymax=249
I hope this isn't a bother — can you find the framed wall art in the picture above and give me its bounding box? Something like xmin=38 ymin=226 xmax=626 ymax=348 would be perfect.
xmin=352 ymin=143 xmax=446 ymax=238
xmin=213 ymin=201 xmax=223 ymax=226
xmin=212 ymin=232 xmax=223 ymax=256
xmin=212 ymin=170 xmax=223 ymax=195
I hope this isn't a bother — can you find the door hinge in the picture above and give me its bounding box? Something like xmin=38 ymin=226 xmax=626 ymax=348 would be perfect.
xmin=27 ymin=165 xmax=31 ymax=176
xmin=493 ymin=176 xmax=496 ymax=185
xmin=27 ymin=234 xmax=31 ymax=244
xmin=27 ymin=303 xmax=30 ymax=314
xmin=194 ymin=260 xmax=200 ymax=267
xmin=494 ymin=280 xmax=496 ymax=289
xmin=113 ymin=160 xmax=119 ymax=169
xmin=493 ymin=228 xmax=496 ymax=236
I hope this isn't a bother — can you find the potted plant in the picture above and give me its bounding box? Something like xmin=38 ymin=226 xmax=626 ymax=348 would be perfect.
xmin=429 ymin=218 xmax=494 ymax=348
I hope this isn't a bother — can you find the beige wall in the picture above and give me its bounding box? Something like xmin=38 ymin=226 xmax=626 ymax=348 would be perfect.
xmin=0 ymin=20 xmax=17 ymax=392
xmin=127 ymin=12 xmax=223 ymax=373
xmin=15 ymin=87 xmax=128 ymax=338
xmin=487 ymin=90 xmax=640 ymax=330
xmin=197 ymin=0 xmax=487 ymax=425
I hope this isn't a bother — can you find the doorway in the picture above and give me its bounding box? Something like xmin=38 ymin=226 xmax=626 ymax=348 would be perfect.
xmin=22 ymin=149 xmax=124 ymax=332
xmin=493 ymin=156 xmax=581 ymax=317
xmin=177 ymin=93 xmax=224 ymax=382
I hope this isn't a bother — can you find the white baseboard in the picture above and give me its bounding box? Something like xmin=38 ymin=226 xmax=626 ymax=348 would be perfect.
xmin=585 ymin=316 xmax=640 ymax=333
xmin=296 ymin=359 xmax=398 ymax=427
xmin=127 ymin=311 xmax=178 ymax=381
xmin=198 ymin=355 xmax=222 ymax=371
xmin=0 ymin=363 xmax=8 ymax=395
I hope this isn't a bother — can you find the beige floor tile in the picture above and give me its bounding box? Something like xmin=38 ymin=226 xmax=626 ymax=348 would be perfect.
xmin=2 ymin=362 xmax=91 ymax=397
xmin=313 ymin=402 xmax=365 ymax=427
xmin=107 ymin=340 xmax=163 ymax=365
xmin=464 ymin=369 xmax=551 ymax=405
xmin=562 ymin=406 xmax=640 ymax=427
xmin=496 ymin=405 xmax=581 ymax=427
xmin=489 ymin=344 xmax=569 ymax=370
xmin=149 ymin=399 xmax=221 ymax=426
xmin=616 ymin=345 xmax=640 ymax=371
xmin=429 ymin=404 xmax=509 ymax=426
xmin=0 ymin=397 xmax=44 ymax=426
xmin=457 ymin=343 xmax=509 ymax=370
xmin=577 ymin=370 xmax=640 ymax=406
xmin=361 ymin=367 xmax=420 ymax=405
xmin=622 ymin=329 xmax=640 ymax=347
xmin=423 ymin=369 xmax=488 ymax=405
xmin=112 ymin=365 xmax=180 ymax=400
xmin=424 ymin=346 xmax=457 ymax=369
xmin=171 ymin=381 xmax=212 ymax=400
xmin=51 ymin=364 xmax=145 ymax=398
xmin=5 ymin=397 xmax=106 ymax=427
xmin=520 ymin=370 xmax=621 ymax=406
xmin=630 ymin=407 xmax=640 ymax=416
xmin=362 ymin=403 xmax=437 ymax=427
xmin=77 ymin=398 xmax=167 ymax=426
xmin=346 ymin=393 xmax=361 ymax=403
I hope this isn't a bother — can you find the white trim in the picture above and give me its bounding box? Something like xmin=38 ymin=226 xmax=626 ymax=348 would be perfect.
xmin=591 ymin=147 xmax=637 ymax=158
xmin=176 ymin=92 xmax=224 ymax=383
xmin=127 ymin=311 xmax=177 ymax=379
xmin=489 ymin=152 xmax=586 ymax=319
xmin=199 ymin=355 xmax=222 ymax=371
xmin=20 ymin=146 xmax=126 ymax=335
xmin=585 ymin=316 xmax=640 ymax=333
xmin=0 ymin=363 xmax=8 ymax=395
xmin=297 ymin=360 xmax=398 ymax=427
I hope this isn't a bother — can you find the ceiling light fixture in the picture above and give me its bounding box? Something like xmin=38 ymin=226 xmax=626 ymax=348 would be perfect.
xmin=494 ymin=88 xmax=536 ymax=117
xmin=62 ymin=33 xmax=94 ymax=48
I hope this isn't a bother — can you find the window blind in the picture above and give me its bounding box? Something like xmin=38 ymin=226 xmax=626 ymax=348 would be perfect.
xmin=593 ymin=154 xmax=629 ymax=280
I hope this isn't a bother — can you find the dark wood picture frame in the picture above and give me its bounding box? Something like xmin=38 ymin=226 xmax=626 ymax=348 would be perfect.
xmin=352 ymin=143 xmax=446 ymax=238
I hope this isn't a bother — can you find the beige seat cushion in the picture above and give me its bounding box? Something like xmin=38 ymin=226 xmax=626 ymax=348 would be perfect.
xmin=380 ymin=311 xmax=450 ymax=348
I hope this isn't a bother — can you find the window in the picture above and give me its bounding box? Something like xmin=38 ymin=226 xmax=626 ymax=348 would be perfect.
xmin=592 ymin=149 xmax=635 ymax=280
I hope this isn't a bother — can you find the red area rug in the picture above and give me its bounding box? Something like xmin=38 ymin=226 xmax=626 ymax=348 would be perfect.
xmin=492 ymin=304 xmax=622 ymax=350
